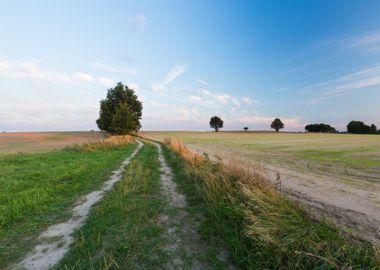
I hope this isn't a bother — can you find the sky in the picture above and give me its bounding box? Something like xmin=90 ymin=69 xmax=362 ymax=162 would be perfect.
xmin=1 ymin=0 xmax=380 ymax=132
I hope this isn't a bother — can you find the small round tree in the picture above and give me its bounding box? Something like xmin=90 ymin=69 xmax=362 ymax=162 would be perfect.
xmin=109 ymin=103 xmax=136 ymax=135
xmin=244 ymin=127 xmax=249 ymax=132
xmin=209 ymin=116 xmax=223 ymax=132
xmin=271 ymin=118 xmax=284 ymax=132
xmin=96 ymin=82 xmax=142 ymax=135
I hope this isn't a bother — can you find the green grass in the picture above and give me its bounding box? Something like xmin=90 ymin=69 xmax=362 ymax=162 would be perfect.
xmin=0 ymin=142 xmax=136 ymax=268
xmin=295 ymin=148 xmax=380 ymax=168
xmin=162 ymin=144 xmax=380 ymax=269
xmin=56 ymin=143 xmax=167 ymax=269
xmin=161 ymin=146 xmax=237 ymax=270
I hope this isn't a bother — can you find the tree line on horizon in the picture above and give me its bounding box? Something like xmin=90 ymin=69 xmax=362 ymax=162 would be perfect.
xmin=96 ymin=82 xmax=379 ymax=136
xmin=210 ymin=116 xmax=379 ymax=135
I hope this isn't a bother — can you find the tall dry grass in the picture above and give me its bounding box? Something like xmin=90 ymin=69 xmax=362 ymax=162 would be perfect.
xmin=163 ymin=137 xmax=379 ymax=269
xmin=64 ymin=135 xmax=134 ymax=152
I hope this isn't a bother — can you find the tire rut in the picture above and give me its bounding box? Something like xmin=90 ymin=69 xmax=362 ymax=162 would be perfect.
xmin=154 ymin=142 xmax=235 ymax=270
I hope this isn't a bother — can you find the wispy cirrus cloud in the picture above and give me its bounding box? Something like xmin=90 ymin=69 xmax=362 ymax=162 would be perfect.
xmin=92 ymin=62 xmax=138 ymax=75
xmin=0 ymin=58 xmax=115 ymax=87
xmin=196 ymin=79 xmax=209 ymax=86
xmin=188 ymin=89 xmax=256 ymax=108
xmin=301 ymin=64 xmax=380 ymax=104
xmin=350 ymin=31 xmax=380 ymax=47
xmin=130 ymin=14 xmax=147 ymax=33
xmin=152 ymin=64 xmax=188 ymax=91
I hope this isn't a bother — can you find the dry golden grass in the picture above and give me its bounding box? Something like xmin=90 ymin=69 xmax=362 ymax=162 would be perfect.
xmin=0 ymin=131 xmax=105 ymax=153
xmin=65 ymin=135 xmax=135 ymax=152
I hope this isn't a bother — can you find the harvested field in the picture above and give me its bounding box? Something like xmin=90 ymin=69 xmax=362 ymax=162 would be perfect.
xmin=0 ymin=131 xmax=105 ymax=153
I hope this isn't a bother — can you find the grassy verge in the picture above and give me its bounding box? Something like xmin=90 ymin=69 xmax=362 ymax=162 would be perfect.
xmin=56 ymin=142 xmax=167 ymax=269
xmin=162 ymin=138 xmax=380 ymax=269
xmin=0 ymin=141 xmax=136 ymax=268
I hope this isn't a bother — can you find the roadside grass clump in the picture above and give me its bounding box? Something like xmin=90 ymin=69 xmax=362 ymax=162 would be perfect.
xmin=0 ymin=140 xmax=136 ymax=268
xmin=56 ymin=143 xmax=167 ymax=269
xmin=163 ymin=137 xmax=379 ymax=269
xmin=64 ymin=135 xmax=134 ymax=152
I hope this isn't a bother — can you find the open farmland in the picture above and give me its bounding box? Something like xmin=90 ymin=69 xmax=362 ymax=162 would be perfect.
xmin=146 ymin=131 xmax=380 ymax=243
xmin=0 ymin=132 xmax=105 ymax=153
xmin=0 ymin=134 xmax=378 ymax=269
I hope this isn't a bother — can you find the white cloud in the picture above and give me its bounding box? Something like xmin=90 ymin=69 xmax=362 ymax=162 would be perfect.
xmin=128 ymin=83 xmax=140 ymax=92
xmin=131 ymin=14 xmax=147 ymax=33
xmin=97 ymin=77 xmax=115 ymax=87
xmin=0 ymin=58 xmax=117 ymax=87
xmin=241 ymin=96 xmax=255 ymax=104
xmin=196 ymin=79 xmax=209 ymax=85
xmin=73 ymin=72 xmax=94 ymax=82
xmin=0 ymin=60 xmax=10 ymax=72
xmin=302 ymin=63 xmax=380 ymax=104
xmin=199 ymin=89 xmax=241 ymax=106
xmin=152 ymin=64 xmax=188 ymax=91
xmin=92 ymin=62 xmax=137 ymax=75
xmin=188 ymin=89 xmax=254 ymax=109
xmin=237 ymin=115 xmax=303 ymax=129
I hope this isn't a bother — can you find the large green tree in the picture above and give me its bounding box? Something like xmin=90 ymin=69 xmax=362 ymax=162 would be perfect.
xmin=209 ymin=116 xmax=223 ymax=132
xmin=96 ymin=82 xmax=142 ymax=134
xmin=271 ymin=118 xmax=284 ymax=132
xmin=109 ymin=103 xmax=136 ymax=135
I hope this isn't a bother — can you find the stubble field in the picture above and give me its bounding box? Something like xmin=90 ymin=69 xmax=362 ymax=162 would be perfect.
xmin=0 ymin=131 xmax=105 ymax=153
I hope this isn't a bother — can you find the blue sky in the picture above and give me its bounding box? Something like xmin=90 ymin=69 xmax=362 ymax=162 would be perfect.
xmin=1 ymin=0 xmax=380 ymax=131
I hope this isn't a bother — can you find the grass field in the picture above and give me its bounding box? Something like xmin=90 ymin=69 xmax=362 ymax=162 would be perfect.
xmin=0 ymin=139 xmax=136 ymax=268
xmin=1 ymin=132 xmax=379 ymax=269
xmin=0 ymin=131 xmax=105 ymax=153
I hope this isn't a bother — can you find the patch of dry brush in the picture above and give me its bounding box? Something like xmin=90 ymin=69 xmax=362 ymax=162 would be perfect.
xmin=64 ymin=135 xmax=134 ymax=152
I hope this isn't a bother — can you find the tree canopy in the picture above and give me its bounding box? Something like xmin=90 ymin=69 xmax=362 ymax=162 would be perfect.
xmin=271 ymin=118 xmax=284 ymax=132
xmin=347 ymin=121 xmax=378 ymax=134
xmin=305 ymin=123 xmax=336 ymax=133
xmin=96 ymin=82 xmax=142 ymax=135
xmin=209 ymin=116 xmax=223 ymax=132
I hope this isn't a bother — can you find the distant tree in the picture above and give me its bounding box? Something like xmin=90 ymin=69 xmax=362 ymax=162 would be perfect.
xmin=109 ymin=103 xmax=136 ymax=135
xmin=244 ymin=127 xmax=249 ymax=132
xmin=271 ymin=118 xmax=284 ymax=132
xmin=370 ymin=124 xmax=377 ymax=134
xmin=305 ymin=123 xmax=336 ymax=133
xmin=347 ymin=121 xmax=372 ymax=134
xmin=209 ymin=116 xmax=223 ymax=132
xmin=96 ymin=82 xmax=142 ymax=135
